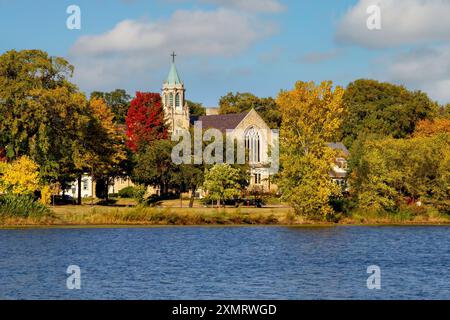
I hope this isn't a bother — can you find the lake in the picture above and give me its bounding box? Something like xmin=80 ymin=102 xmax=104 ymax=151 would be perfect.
xmin=0 ymin=226 xmax=449 ymax=299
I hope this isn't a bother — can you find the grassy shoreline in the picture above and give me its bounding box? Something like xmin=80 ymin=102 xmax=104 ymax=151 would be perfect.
xmin=1 ymin=203 xmax=449 ymax=229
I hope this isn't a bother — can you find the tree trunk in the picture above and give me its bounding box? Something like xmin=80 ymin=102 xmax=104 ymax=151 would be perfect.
xmin=105 ymin=178 xmax=109 ymax=202
xmin=77 ymin=174 xmax=82 ymax=205
xmin=189 ymin=187 xmax=196 ymax=208
xmin=160 ymin=183 xmax=165 ymax=198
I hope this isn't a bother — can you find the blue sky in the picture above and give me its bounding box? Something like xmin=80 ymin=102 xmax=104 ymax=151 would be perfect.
xmin=1 ymin=0 xmax=450 ymax=106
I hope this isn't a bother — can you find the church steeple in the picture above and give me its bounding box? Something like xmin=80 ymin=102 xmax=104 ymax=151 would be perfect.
xmin=162 ymin=52 xmax=189 ymax=132
xmin=165 ymin=62 xmax=182 ymax=85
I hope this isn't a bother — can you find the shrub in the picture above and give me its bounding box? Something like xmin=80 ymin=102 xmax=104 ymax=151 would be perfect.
xmin=0 ymin=194 xmax=51 ymax=217
xmin=118 ymin=186 xmax=138 ymax=198
xmin=133 ymin=185 xmax=147 ymax=204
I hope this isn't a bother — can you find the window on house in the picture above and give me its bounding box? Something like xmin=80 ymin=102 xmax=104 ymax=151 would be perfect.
xmin=254 ymin=173 xmax=261 ymax=184
xmin=82 ymin=179 xmax=88 ymax=190
xmin=336 ymin=158 xmax=347 ymax=170
xmin=169 ymin=93 xmax=174 ymax=107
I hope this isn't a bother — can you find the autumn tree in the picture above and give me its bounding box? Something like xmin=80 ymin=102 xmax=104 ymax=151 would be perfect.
xmin=276 ymin=81 xmax=345 ymax=220
xmin=91 ymin=89 xmax=131 ymax=123
xmin=0 ymin=156 xmax=40 ymax=195
xmin=219 ymin=92 xmax=282 ymax=128
xmin=125 ymin=92 xmax=168 ymax=152
xmin=414 ymin=118 xmax=450 ymax=137
xmin=76 ymin=97 xmax=127 ymax=201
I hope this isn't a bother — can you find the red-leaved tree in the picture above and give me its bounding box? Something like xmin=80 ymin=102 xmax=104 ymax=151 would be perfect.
xmin=125 ymin=92 xmax=168 ymax=152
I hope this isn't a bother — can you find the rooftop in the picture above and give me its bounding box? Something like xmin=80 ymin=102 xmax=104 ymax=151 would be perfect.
xmin=190 ymin=111 xmax=249 ymax=132
xmin=327 ymin=142 xmax=350 ymax=156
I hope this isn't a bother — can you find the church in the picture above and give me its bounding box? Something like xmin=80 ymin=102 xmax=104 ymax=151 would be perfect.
xmin=161 ymin=54 xmax=277 ymax=192
xmin=64 ymin=54 xmax=278 ymax=199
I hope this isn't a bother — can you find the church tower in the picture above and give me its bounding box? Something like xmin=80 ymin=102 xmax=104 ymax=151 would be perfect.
xmin=162 ymin=52 xmax=190 ymax=132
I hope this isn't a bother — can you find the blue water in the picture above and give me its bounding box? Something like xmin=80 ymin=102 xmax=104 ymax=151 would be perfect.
xmin=0 ymin=226 xmax=449 ymax=300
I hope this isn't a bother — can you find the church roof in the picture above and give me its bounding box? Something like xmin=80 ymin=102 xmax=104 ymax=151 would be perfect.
xmin=165 ymin=62 xmax=182 ymax=85
xmin=190 ymin=111 xmax=249 ymax=132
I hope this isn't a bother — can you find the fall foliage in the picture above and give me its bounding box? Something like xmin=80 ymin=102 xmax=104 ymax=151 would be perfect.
xmin=276 ymin=81 xmax=345 ymax=219
xmin=0 ymin=156 xmax=40 ymax=195
xmin=414 ymin=118 xmax=450 ymax=137
xmin=125 ymin=92 xmax=168 ymax=152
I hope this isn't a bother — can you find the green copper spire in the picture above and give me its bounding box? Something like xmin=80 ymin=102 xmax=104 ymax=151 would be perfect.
xmin=165 ymin=52 xmax=182 ymax=85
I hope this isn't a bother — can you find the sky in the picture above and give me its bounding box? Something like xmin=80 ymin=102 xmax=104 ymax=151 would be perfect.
xmin=1 ymin=0 xmax=450 ymax=107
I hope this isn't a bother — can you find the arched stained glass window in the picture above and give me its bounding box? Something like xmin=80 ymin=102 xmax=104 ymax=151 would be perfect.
xmin=245 ymin=127 xmax=261 ymax=163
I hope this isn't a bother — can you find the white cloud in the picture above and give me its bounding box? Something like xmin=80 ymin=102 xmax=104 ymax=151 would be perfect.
xmin=336 ymin=0 xmax=450 ymax=48
xmin=71 ymin=9 xmax=274 ymax=57
xmin=385 ymin=46 xmax=450 ymax=103
xmin=69 ymin=8 xmax=277 ymax=91
xmin=200 ymin=0 xmax=286 ymax=13
xmin=336 ymin=0 xmax=450 ymax=103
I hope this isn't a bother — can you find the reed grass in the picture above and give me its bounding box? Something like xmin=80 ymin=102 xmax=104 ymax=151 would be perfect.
xmin=1 ymin=202 xmax=449 ymax=227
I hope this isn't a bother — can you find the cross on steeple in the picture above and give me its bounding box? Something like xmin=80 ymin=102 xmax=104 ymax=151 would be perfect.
xmin=171 ymin=51 xmax=176 ymax=63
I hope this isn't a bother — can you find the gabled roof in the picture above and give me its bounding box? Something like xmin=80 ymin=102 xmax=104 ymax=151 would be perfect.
xmin=327 ymin=142 xmax=350 ymax=156
xmin=190 ymin=111 xmax=249 ymax=132
xmin=165 ymin=62 xmax=182 ymax=85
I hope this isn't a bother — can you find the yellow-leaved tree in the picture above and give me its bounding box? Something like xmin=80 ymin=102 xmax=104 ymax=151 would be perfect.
xmin=0 ymin=156 xmax=52 ymax=205
xmin=276 ymin=81 xmax=346 ymax=220
xmin=0 ymin=156 xmax=40 ymax=195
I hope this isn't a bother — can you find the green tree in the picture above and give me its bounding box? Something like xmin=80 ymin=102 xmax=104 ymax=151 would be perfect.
xmin=441 ymin=104 xmax=450 ymax=119
xmin=178 ymin=164 xmax=205 ymax=207
xmin=186 ymin=100 xmax=206 ymax=117
xmin=132 ymin=139 xmax=178 ymax=197
xmin=218 ymin=92 xmax=282 ymax=128
xmin=203 ymin=164 xmax=242 ymax=207
xmin=350 ymin=134 xmax=450 ymax=213
xmin=276 ymin=81 xmax=345 ymax=220
xmin=0 ymin=49 xmax=89 ymax=188
xmin=341 ymin=79 xmax=439 ymax=147
xmin=91 ymin=89 xmax=131 ymax=123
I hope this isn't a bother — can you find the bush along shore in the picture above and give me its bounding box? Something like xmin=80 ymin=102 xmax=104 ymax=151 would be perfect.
xmin=1 ymin=202 xmax=450 ymax=227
